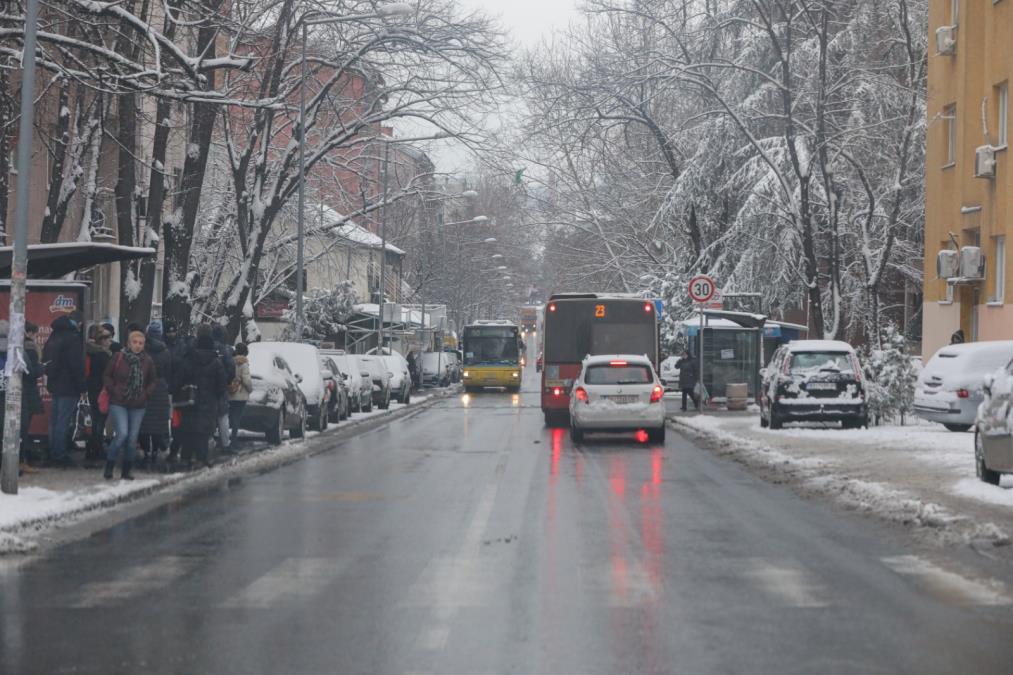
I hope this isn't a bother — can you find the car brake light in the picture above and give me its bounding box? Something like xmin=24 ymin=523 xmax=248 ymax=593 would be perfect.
xmin=574 ymin=386 xmax=588 ymax=402
xmin=552 ymin=387 xmax=562 ymax=396
xmin=548 ymin=304 xmax=556 ymax=312
xmin=957 ymin=388 xmax=970 ymax=399
xmin=609 ymin=360 xmax=628 ymax=367
xmin=650 ymin=385 xmax=664 ymax=403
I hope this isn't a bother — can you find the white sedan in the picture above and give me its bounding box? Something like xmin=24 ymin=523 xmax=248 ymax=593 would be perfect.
xmin=568 ymin=354 xmax=667 ymax=443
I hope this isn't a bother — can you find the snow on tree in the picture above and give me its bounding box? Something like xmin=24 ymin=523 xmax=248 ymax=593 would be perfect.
xmin=861 ymin=325 xmax=919 ymax=425
xmin=280 ymin=281 xmax=358 ymax=342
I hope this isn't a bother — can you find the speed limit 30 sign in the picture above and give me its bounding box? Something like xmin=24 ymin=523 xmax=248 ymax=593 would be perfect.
xmin=688 ymin=275 xmax=716 ymax=304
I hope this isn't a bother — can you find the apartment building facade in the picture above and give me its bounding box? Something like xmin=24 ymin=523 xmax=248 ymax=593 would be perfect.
xmin=924 ymin=0 xmax=1012 ymax=358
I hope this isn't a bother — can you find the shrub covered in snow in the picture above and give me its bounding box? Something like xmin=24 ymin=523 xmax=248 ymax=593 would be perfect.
xmin=280 ymin=281 xmax=357 ymax=342
xmin=861 ymin=325 xmax=918 ymax=425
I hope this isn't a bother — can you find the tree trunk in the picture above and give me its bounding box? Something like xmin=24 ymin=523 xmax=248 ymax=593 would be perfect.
xmin=115 ymin=91 xmax=139 ymax=334
xmin=39 ymin=81 xmax=71 ymax=243
xmin=0 ymin=65 xmax=12 ymax=244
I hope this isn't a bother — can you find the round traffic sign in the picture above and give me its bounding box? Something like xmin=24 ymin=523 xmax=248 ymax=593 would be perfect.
xmin=688 ymin=275 xmax=716 ymax=303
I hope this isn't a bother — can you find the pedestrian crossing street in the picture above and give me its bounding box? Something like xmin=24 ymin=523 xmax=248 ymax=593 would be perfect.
xmin=47 ymin=552 xmax=1011 ymax=611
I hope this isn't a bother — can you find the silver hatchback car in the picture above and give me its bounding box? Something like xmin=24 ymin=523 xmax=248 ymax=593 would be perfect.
xmin=975 ymin=358 xmax=1013 ymax=485
xmin=914 ymin=341 xmax=1013 ymax=432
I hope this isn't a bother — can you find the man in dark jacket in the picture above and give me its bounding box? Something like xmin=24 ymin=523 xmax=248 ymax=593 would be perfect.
xmin=675 ymin=350 xmax=700 ymax=412
xmin=43 ymin=315 xmax=86 ymax=465
xmin=177 ymin=326 xmax=226 ymax=469
xmin=85 ymin=325 xmax=113 ymax=460
xmin=102 ymin=322 xmax=122 ymax=354
xmin=139 ymin=321 xmax=174 ymax=467
xmin=210 ymin=324 xmax=235 ymax=453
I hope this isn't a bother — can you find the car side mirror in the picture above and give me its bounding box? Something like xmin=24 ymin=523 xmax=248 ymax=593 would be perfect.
xmin=294 ymin=373 xmax=303 ymax=383
xmin=759 ymin=367 xmax=768 ymax=378
xmin=342 ymin=373 xmax=349 ymax=380
xmin=361 ymin=371 xmax=370 ymax=378
xmin=983 ymin=372 xmax=995 ymax=396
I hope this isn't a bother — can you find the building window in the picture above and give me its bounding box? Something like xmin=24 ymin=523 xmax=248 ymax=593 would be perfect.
xmin=995 ymin=236 xmax=1006 ymax=303
xmin=944 ymin=104 xmax=957 ymax=165
xmin=998 ymin=83 xmax=1009 ymax=148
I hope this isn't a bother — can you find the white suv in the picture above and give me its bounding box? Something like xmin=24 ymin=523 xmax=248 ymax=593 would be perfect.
xmin=568 ymin=354 xmax=667 ymax=443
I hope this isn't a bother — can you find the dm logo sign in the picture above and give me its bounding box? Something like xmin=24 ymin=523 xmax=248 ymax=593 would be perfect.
xmin=49 ymin=295 xmax=77 ymax=314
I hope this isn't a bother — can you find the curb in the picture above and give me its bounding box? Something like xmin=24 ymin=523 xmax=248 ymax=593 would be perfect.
xmin=0 ymin=388 xmax=456 ymax=553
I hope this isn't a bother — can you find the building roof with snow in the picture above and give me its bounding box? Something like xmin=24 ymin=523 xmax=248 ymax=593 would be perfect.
xmin=312 ymin=203 xmax=405 ymax=256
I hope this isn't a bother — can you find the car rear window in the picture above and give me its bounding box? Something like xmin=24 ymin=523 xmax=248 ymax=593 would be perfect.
xmin=788 ymin=352 xmax=854 ymax=375
xmin=585 ymin=364 xmax=653 ymax=385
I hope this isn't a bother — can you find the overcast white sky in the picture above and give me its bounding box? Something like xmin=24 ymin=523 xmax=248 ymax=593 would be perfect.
xmin=457 ymin=0 xmax=580 ymax=47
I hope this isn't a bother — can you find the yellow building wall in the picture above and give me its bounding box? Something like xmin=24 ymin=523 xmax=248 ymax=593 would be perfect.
xmin=923 ymin=0 xmax=1013 ymax=357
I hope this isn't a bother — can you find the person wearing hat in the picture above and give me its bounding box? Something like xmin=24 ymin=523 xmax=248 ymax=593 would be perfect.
xmin=101 ymin=322 xmax=122 ymax=354
xmin=138 ymin=320 xmax=173 ymax=468
xmin=85 ymin=325 xmax=114 ymax=459
xmin=43 ymin=315 xmax=86 ymax=466
xmin=102 ymin=329 xmax=157 ymax=479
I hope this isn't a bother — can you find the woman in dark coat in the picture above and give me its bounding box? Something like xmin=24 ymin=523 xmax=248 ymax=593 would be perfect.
xmin=139 ymin=321 xmax=173 ymax=467
xmin=176 ymin=327 xmax=226 ymax=470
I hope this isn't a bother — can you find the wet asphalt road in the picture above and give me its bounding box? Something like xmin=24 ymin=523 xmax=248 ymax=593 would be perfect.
xmin=3 ymin=368 xmax=1013 ymax=674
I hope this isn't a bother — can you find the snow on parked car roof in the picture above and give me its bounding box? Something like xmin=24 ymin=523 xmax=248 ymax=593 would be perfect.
xmin=785 ymin=339 xmax=855 ymax=353
xmin=921 ymin=341 xmax=1013 ymax=380
xmin=258 ymin=342 xmax=324 ymax=401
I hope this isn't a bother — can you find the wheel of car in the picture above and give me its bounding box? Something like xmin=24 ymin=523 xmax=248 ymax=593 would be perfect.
xmin=944 ymin=423 xmax=972 ymax=432
xmin=648 ymin=426 xmax=666 ymax=443
xmin=403 ymin=390 xmax=410 ymax=405
xmin=769 ymin=404 xmax=783 ymax=430
xmin=570 ymin=425 xmax=583 ymax=442
xmin=266 ymin=409 xmax=283 ymax=446
xmin=363 ymin=398 xmax=372 ymax=413
xmin=759 ymin=402 xmax=769 ymax=428
xmin=291 ymin=409 xmax=306 ymax=439
xmin=975 ymin=430 xmax=1002 ymax=486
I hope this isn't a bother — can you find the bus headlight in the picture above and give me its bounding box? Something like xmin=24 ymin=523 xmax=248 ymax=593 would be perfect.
xmin=463 ymin=370 xmax=470 ymax=378
xmin=512 ymin=372 xmax=519 ymax=378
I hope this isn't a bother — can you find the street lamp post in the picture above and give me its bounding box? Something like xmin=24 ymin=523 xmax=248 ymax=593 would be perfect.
xmin=2 ymin=0 xmax=41 ymax=494
xmin=377 ymin=138 xmax=391 ymax=353
xmin=294 ymin=2 xmax=413 ymax=341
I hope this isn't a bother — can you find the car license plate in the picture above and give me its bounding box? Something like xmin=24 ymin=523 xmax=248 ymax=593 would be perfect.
xmin=806 ymin=382 xmax=836 ymax=391
xmin=605 ymin=395 xmax=638 ymax=404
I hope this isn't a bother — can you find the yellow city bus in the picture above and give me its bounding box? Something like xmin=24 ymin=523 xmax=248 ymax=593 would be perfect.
xmin=462 ymin=320 xmax=523 ymax=392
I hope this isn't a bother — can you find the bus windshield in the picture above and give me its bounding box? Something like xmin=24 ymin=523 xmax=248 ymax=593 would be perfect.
xmin=463 ymin=327 xmax=520 ymax=366
xmin=544 ymin=299 xmax=657 ymax=365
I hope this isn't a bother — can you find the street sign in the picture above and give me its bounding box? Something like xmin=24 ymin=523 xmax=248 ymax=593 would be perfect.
xmin=688 ymin=275 xmax=716 ymax=303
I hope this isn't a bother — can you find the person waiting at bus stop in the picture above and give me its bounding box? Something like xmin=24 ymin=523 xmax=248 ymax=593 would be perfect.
xmin=675 ymin=350 xmax=700 ymax=412
xmin=102 ymin=330 xmax=157 ymax=480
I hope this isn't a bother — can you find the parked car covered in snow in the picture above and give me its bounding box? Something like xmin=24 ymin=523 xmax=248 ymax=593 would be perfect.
xmin=915 ymin=341 xmax=1013 ymax=432
xmin=659 ymin=355 xmax=680 ymax=392
xmin=358 ymin=355 xmax=391 ymax=409
xmin=568 ymin=354 xmax=666 ymax=443
xmin=323 ymin=351 xmax=371 ymax=413
xmin=760 ymin=340 xmax=867 ymax=430
xmin=268 ymin=342 xmax=330 ymax=432
xmin=380 ymin=353 xmax=411 ymax=404
xmin=974 ymin=358 xmax=1013 ymax=485
xmin=319 ymin=355 xmax=349 ymax=423
xmin=243 ymin=343 xmax=308 ymax=444
xmin=422 ymin=352 xmax=451 ymax=387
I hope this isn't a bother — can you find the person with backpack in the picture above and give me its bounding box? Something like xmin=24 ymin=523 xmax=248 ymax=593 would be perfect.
xmin=102 ymin=330 xmax=157 ymax=480
xmin=85 ymin=325 xmax=113 ymax=460
xmin=227 ymin=343 xmax=253 ymax=444
xmin=138 ymin=321 xmax=173 ymax=469
xmin=176 ymin=325 xmax=226 ymax=470
xmin=43 ymin=315 xmax=86 ymax=466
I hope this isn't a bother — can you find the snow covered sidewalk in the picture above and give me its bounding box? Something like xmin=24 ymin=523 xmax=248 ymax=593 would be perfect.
xmin=671 ymin=413 xmax=1013 ymax=551
xmin=0 ymin=393 xmax=438 ymax=554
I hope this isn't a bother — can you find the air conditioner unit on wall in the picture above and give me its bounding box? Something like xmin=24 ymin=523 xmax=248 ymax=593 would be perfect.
xmin=959 ymin=246 xmax=985 ymax=279
xmin=975 ymin=146 xmax=996 ymax=179
xmin=936 ymin=25 xmax=957 ymax=55
xmin=937 ymin=249 xmax=959 ymax=279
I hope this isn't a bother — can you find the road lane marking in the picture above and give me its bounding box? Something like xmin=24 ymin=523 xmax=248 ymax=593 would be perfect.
xmin=881 ymin=555 xmax=1011 ymax=606
xmin=219 ymin=557 xmax=345 ymax=609
xmin=71 ymin=556 xmax=198 ymax=608
xmin=741 ymin=559 xmax=829 ymax=608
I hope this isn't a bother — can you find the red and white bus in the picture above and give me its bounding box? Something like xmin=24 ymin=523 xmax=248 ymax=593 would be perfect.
xmin=540 ymin=293 xmax=660 ymax=425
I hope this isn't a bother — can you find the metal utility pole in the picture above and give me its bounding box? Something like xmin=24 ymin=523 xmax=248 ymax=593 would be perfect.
xmin=295 ymin=22 xmax=308 ymax=340
xmin=2 ymin=0 xmax=41 ymax=494
xmin=377 ymin=139 xmax=390 ymax=353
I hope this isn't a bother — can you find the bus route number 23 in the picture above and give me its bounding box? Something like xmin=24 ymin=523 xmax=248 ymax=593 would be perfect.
xmin=594 ymin=304 xmax=606 ymax=318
